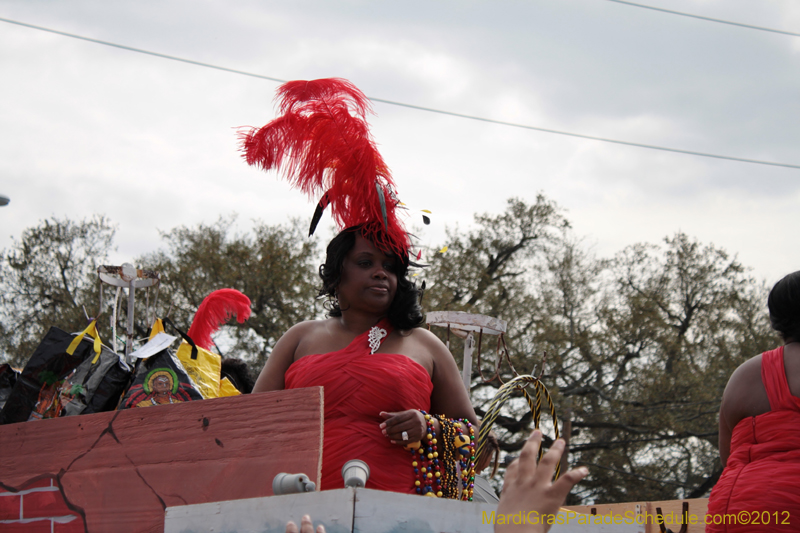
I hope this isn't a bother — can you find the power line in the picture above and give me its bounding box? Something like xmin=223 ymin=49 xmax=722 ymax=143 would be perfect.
xmin=2 ymin=16 xmax=799 ymax=170
xmin=0 ymin=17 xmax=287 ymax=84
xmin=604 ymin=0 xmax=800 ymax=38
xmin=365 ymin=97 xmax=800 ymax=169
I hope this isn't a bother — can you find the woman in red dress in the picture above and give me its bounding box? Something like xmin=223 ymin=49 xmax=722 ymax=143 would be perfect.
xmin=242 ymin=78 xmax=491 ymax=494
xmin=253 ymin=227 xmax=485 ymax=493
xmin=706 ymin=271 xmax=800 ymax=531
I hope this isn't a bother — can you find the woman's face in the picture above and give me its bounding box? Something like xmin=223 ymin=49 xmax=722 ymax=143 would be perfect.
xmin=337 ymin=234 xmax=398 ymax=315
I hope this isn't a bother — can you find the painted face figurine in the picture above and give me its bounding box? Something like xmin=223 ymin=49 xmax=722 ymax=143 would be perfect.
xmin=454 ymin=434 xmax=471 ymax=457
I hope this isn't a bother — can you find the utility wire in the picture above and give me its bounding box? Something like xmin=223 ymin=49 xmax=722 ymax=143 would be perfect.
xmin=0 ymin=17 xmax=287 ymax=84
xmin=365 ymin=97 xmax=800 ymax=169
xmin=604 ymin=0 xmax=800 ymax=38
xmin=2 ymin=15 xmax=799 ymax=170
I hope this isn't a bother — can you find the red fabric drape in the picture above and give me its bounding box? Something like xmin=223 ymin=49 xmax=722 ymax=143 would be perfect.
xmin=285 ymin=321 xmax=432 ymax=492
xmin=706 ymin=346 xmax=800 ymax=532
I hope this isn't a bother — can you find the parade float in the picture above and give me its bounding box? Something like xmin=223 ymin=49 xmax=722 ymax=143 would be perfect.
xmin=0 ymin=78 xmax=708 ymax=533
xmin=0 ymin=279 xmax=706 ymax=532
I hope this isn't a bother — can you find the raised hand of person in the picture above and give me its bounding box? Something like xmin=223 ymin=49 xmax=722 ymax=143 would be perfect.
xmin=496 ymin=430 xmax=588 ymax=533
xmin=285 ymin=514 xmax=325 ymax=533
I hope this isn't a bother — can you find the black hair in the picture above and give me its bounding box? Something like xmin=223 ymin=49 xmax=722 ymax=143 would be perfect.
xmin=768 ymin=270 xmax=800 ymax=342
xmin=318 ymin=226 xmax=424 ymax=330
xmin=220 ymin=358 xmax=255 ymax=394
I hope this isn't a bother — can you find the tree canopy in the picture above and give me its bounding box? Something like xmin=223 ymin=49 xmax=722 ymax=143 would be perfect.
xmin=0 ymin=215 xmax=116 ymax=367
xmin=420 ymin=197 xmax=776 ymax=503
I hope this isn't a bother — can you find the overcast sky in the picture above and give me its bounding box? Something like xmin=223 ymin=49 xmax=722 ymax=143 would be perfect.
xmin=2 ymin=0 xmax=799 ymax=288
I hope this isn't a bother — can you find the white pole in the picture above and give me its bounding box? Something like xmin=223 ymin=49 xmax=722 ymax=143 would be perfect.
xmin=127 ymin=281 xmax=135 ymax=360
xmin=462 ymin=332 xmax=474 ymax=394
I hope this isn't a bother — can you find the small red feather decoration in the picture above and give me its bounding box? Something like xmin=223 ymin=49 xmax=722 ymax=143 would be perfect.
xmin=239 ymin=78 xmax=410 ymax=257
xmin=187 ymin=289 xmax=252 ymax=351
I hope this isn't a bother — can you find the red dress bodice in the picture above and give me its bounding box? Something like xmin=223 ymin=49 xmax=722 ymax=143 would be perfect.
xmin=285 ymin=320 xmax=433 ymax=492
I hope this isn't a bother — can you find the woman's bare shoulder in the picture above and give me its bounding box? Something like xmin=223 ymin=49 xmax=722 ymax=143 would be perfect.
xmin=399 ymin=328 xmax=459 ymax=371
xmin=403 ymin=327 xmax=445 ymax=346
xmin=726 ymin=353 xmax=764 ymax=389
xmin=253 ymin=320 xmax=329 ymax=393
xmin=274 ymin=320 xmax=328 ymax=352
xmin=286 ymin=320 xmax=326 ymax=333
xmin=721 ymin=352 xmax=769 ymax=423
xmin=397 ymin=328 xmax=448 ymax=355
xmin=285 ymin=319 xmax=329 ymax=336
xmin=292 ymin=318 xmax=346 ymax=358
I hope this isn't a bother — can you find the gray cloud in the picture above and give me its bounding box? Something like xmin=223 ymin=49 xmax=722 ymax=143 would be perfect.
xmin=1 ymin=0 xmax=798 ymax=285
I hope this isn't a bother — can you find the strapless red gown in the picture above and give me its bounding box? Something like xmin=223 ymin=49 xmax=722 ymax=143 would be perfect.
xmin=706 ymin=346 xmax=800 ymax=532
xmin=285 ymin=320 xmax=433 ymax=492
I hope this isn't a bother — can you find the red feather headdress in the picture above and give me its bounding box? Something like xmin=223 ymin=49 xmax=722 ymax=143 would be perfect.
xmin=187 ymin=289 xmax=252 ymax=351
xmin=239 ymin=78 xmax=410 ymax=258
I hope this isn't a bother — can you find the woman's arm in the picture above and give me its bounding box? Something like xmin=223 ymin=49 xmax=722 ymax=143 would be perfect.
xmin=379 ymin=328 xmax=478 ymax=430
xmin=424 ymin=328 xmax=496 ymax=471
xmin=717 ymin=354 xmax=769 ymax=466
xmin=251 ymin=322 xmax=309 ymax=393
xmin=422 ymin=329 xmax=479 ymax=424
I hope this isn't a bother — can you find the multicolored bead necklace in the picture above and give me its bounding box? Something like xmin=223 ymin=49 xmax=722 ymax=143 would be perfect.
xmin=408 ymin=411 xmax=476 ymax=501
xmin=408 ymin=411 xmax=443 ymax=497
xmin=456 ymin=419 xmax=476 ymax=501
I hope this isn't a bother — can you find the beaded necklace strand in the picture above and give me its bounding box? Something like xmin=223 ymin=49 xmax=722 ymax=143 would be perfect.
xmin=409 ymin=411 xmax=476 ymax=501
xmin=409 ymin=411 xmax=443 ymax=497
xmin=457 ymin=419 xmax=476 ymax=500
xmin=439 ymin=418 xmax=458 ymax=498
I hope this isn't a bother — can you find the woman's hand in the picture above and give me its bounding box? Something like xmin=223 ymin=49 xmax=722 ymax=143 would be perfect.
xmin=379 ymin=410 xmax=427 ymax=445
xmin=496 ymin=430 xmax=588 ymax=533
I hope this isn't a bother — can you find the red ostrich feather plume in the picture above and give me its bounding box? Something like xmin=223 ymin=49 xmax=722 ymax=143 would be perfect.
xmin=187 ymin=289 xmax=252 ymax=351
xmin=239 ymin=78 xmax=410 ymax=258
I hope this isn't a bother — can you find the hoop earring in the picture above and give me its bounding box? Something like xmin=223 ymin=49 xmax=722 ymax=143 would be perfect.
xmin=334 ymin=291 xmax=350 ymax=312
xmin=324 ymin=293 xmax=338 ymax=312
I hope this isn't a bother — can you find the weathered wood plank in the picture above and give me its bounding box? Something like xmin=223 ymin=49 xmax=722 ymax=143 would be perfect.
xmin=165 ymin=488 xmax=355 ymax=533
xmin=0 ymin=387 xmax=323 ymax=533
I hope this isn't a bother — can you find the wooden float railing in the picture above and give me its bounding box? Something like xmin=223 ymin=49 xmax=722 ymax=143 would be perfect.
xmin=564 ymin=498 xmax=709 ymax=533
xmin=0 ymin=388 xmax=323 ymax=533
